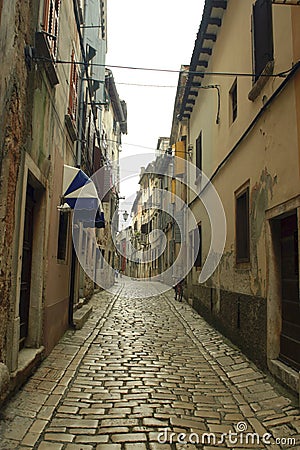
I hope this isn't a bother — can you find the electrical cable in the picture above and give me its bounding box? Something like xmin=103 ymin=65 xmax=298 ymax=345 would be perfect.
xmin=34 ymin=55 xmax=298 ymax=79
xmin=190 ymin=59 xmax=300 ymax=203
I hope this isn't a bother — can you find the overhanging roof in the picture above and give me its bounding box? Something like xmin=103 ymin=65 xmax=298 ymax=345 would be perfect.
xmin=179 ymin=0 xmax=227 ymax=119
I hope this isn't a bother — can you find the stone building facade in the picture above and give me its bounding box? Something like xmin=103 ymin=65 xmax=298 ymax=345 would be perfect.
xmin=0 ymin=0 xmax=121 ymax=405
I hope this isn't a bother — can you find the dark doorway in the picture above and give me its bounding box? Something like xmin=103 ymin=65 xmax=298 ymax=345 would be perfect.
xmin=19 ymin=184 xmax=35 ymax=349
xmin=279 ymin=213 xmax=300 ymax=371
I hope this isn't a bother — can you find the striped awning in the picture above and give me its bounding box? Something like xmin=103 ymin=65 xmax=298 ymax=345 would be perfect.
xmin=63 ymin=165 xmax=105 ymax=228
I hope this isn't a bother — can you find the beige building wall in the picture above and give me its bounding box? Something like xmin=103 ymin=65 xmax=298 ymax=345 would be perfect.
xmin=32 ymin=0 xmax=81 ymax=355
xmin=181 ymin=0 xmax=300 ymax=389
xmin=96 ymin=73 xmax=124 ymax=288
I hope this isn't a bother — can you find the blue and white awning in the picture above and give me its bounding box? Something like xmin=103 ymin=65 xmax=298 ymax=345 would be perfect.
xmin=63 ymin=165 xmax=105 ymax=228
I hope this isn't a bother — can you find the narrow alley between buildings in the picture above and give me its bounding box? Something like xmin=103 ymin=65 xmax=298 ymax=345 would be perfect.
xmin=0 ymin=280 xmax=299 ymax=450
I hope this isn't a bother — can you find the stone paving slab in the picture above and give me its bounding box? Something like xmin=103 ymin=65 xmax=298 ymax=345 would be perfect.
xmin=0 ymin=280 xmax=299 ymax=449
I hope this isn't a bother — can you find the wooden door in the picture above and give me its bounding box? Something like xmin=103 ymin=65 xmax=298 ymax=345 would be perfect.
xmin=279 ymin=213 xmax=300 ymax=371
xmin=19 ymin=185 xmax=34 ymax=349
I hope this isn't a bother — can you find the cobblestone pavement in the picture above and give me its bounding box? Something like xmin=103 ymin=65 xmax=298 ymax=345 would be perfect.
xmin=0 ymin=280 xmax=299 ymax=450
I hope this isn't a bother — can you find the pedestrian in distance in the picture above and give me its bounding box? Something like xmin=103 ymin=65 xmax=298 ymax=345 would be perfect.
xmin=173 ymin=279 xmax=184 ymax=302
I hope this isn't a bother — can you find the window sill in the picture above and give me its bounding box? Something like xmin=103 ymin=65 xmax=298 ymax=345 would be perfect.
xmin=57 ymin=258 xmax=68 ymax=265
xmin=248 ymin=60 xmax=274 ymax=102
xmin=235 ymin=260 xmax=251 ymax=270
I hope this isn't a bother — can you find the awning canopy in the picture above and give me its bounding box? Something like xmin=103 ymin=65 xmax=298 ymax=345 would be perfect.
xmin=63 ymin=165 xmax=105 ymax=228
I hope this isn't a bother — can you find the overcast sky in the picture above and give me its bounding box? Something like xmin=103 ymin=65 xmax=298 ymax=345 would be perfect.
xmin=105 ymin=0 xmax=205 ymax=224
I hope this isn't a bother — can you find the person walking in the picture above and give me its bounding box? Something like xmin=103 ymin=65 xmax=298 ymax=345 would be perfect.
xmin=173 ymin=279 xmax=184 ymax=302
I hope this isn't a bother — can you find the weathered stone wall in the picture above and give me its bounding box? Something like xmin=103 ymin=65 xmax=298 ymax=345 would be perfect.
xmin=0 ymin=0 xmax=34 ymax=364
xmin=187 ymin=284 xmax=267 ymax=370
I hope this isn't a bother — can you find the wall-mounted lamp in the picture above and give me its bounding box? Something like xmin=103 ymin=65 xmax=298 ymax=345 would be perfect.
xmin=118 ymin=209 xmax=129 ymax=221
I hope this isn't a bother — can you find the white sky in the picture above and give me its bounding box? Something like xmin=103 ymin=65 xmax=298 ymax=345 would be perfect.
xmin=105 ymin=0 xmax=205 ymax=226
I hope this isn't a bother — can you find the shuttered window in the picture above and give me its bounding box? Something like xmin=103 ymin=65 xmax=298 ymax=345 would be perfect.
xmin=57 ymin=212 xmax=69 ymax=261
xmin=43 ymin=0 xmax=61 ymax=58
xmin=141 ymin=223 xmax=148 ymax=234
xmin=253 ymin=0 xmax=273 ymax=81
xmin=194 ymin=224 xmax=202 ymax=268
xmin=196 ymin=132 xmax=202 ymax=172
xmin=68 ymin=50 xmax=79 ymax=123
xmin=230 ymin=79 xmax=238 ymax=123
xmin=236 ymin=188 xmax=250 ymax=263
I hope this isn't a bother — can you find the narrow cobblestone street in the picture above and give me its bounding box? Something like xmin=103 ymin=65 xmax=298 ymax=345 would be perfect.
xmin=0 ymin=281 xmax=299 ymax=449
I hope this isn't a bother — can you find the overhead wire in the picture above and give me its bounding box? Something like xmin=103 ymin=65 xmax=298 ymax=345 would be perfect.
xmin=34 ymin=56 xmax=298 ymax=79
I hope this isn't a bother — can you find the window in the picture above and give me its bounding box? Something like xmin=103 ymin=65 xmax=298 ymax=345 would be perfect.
xmin=68 ymin=50 xmax=79 ymax=124
xmin=252 ymin=0 xmax=273 ymax=81
xmin=194 ymin=224 xmax=202 ymax=268
xmin=57 ymin=212 xmax=69 ymax=261
xmin=168 ymin=240 xmax=174 ymax=267
xmin=230 ymin=79 xmax=237 ymax=123
xmin=236 ymin=187 xmax=250 ymax=263
xmin=43 ymin=0 xmax=61 ymax=58
xmin=141 ymin=223 xmax=148 ymax=234
xmin=86 ymin=237 xmax=90 ymax=265
xmin=100 ymin=249 xmax=105 ymax=269
xmin=196 ymin=132 xmax=202 ymax=172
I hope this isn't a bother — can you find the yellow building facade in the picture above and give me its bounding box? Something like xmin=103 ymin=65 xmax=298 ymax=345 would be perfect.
xmin=174 ymin=0 xmax=300 ymax=393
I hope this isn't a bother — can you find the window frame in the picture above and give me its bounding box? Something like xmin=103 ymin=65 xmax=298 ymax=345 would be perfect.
xmin=100 ymin=249 xmax=105 ymax=269
xmin=230 ymin=79 xmax=238 ymax=123
xmin=252 ymin=0 xmax=274 ymax=82
xmin=57 ymin=211 xmax=69 ymax=262
xmin=68 ymin=50 xmax=79 ymax=124
xmin=43 ymin=0 xmax=61 ymax=59
xmin=235 ymin=186 xmax=250 ymax=264
xmin=196 ymin=132 xmax=202 ymax=172
xmin=194 ymin=223 xmax=202 ymax=269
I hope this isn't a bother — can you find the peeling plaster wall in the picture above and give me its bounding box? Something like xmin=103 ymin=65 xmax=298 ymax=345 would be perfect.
xmin=0 ymin=0 xmax=33 ymax=364
xmin=0 ymin=0 xmax=83 ymax=389
xmin=186 ymin=0 xmax=300 ymax=369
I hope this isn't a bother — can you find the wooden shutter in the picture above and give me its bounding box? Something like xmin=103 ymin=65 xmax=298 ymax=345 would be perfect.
xmin=253 ymin=0 xmax=273 ymax=80
xmin=43 ymin=0 xmax=61 ymax=57
xmin=68 ymin=51 xmax=79 ymax=122
xmin=194 ymin=225 xmax=202 ymax=268
xmin=196 ymin=132 xmax=202 ymax=171
xmin=236 ymin=188 xmax=250 ymax=263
